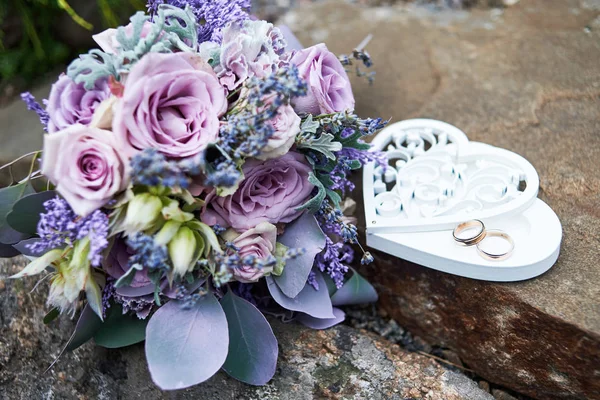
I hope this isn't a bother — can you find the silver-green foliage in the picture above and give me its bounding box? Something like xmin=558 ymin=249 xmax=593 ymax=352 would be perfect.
xmin=67 ymin=5 xmax=198 ymax=90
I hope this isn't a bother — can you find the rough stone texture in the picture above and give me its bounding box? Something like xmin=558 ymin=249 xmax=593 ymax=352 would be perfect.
xmin=281 ymin=1 xmax=600 ymax=399
xmin=0 ymin=257 xmax=492 ymax=399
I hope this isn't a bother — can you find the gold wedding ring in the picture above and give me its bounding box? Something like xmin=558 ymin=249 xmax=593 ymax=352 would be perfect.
xmin=452 ymin=220 xmax=486 ymax=246
xmin=476 ymin=229 xmax=514 ymax=261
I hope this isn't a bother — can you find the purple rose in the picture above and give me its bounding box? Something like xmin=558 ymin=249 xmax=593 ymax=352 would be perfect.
xmin=46 ymin=74 xmax=111 ymax=133
xmin=202 ymin=151 xmax=314 ymax=231
xmin=113 ymin=52 xmax=227 ymax=159
xmin=257 ymin=102 xmax=301 ymax=160
xmin=41 ymin=124 xmax=130 ymax=217
xmin=104 ymin=239 xmax=150 ymax=288
xmin=224 ymin=222 xmax=277 ymax=282
xmin=291 ymin=43 xmax=355 ymax=115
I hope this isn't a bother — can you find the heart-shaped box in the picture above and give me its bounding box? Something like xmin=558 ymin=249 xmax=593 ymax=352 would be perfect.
xmin=363 ymin=119 xmax=562 ymax=282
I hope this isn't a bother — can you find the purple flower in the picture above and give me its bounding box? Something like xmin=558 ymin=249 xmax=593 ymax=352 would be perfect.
xmin=103 ymin=239 xmax=151 ymax=288
xmin=203 ymin=20 xmax=286 ymax=91
xmin=291 ymin=43 xmax=355 ymax=115
xmin=46 ymin=75 xmax=111 ymax=133
xmin=113 ymin=52 xmax=227 ymax=159
xmin=28 ymin=197 xmax=109 ymax=267
xmin=41 ymin=124 xmax=130 ymax=217
xmin=202 ymin=151 xmax=314 ymax=231
xmin=21 ymin=92 xmax=49 ymax=131
xmin=149 ymin=0 xmax=251 ymax=43
xmin=223 ymin=222 xmax=277 ymax=283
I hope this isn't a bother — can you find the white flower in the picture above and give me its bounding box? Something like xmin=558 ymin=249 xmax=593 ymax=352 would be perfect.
xmin=208 ymin=20 xmax=286 ymax=90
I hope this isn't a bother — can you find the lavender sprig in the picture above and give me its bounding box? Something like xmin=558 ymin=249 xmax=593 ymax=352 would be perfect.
xmin=21 ymin=92 xmax=49 ymax=132
xmin=130 ymin=149 xmax=192 ymax=189
xmin=126 ymin=233 xmax=170 ymax=271
xmin=28 ymin=197 xmax=109 ymax=266
xmin=148 ymin=0 xmax=251 ymax=43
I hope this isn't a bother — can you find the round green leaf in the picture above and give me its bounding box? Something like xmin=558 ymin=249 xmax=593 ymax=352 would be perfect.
xmin=94 ymin=304 xmax=148 ymax=349
xmin=221 ymin=291 xmax=278 ymax=385
xmin=145 ymin=295 xmax=229 ymax=390
xmin=7 ymin=190 xmax=57 ymax=235
xmin=0 ymin=183 xmax=35 ymax=244
xmin=330 ymin=269 xmax=378 ymax=306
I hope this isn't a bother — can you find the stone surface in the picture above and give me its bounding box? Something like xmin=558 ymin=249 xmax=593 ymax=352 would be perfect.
xmin=281 ymin=1 xmax=600 ymax=399
xmin=0 ymin=257 xmax=492 ymax=399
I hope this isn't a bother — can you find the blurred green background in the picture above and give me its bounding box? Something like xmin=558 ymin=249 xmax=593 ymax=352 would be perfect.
xmin=0 ymin=0 xmax=145 ymax=105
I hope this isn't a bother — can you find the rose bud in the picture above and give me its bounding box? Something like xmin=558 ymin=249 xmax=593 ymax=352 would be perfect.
xmin=124 ymin=193 xmax=163 ymax=234
xmin=168 ymin=226 xmax=197 ymax=278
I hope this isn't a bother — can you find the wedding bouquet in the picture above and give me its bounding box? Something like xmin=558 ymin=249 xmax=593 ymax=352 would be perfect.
xmin=4 ymin=0 xmax=387 ymax=390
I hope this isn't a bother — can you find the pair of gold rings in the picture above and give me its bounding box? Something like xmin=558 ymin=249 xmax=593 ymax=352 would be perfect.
xmin=452 ymin=220 xmax=514 ymax=261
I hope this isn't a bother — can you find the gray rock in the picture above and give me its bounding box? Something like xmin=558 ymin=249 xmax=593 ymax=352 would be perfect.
xmin=0 ymin=257 xmax=491 ymax=399
xmin=280 ymin=0 xmax=600 ymax=399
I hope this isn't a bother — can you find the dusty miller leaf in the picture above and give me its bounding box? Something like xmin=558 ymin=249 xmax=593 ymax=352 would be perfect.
xmin=300 ymin=115 xmax=320 ymax=135
xmin=67 ymin=50 xmax=118 ymax=90
xmin=296 ymin=173 xmax=326 ymax=214
xmin=297 ymin=132 xmax=342 ymax=160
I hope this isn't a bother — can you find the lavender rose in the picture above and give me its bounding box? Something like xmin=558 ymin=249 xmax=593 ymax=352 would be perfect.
xmin=224 ymin=222 xmax=277 ymax=282
xmin=291 ymin=43 xmax=355 ymax=115
xmin=257 ymin=102 xmax=301 ymax=160
xmin=202 ymin=151 xmax=314 ymax=231
xmin=41 ymin=124 xmax=130 ymax=217
xmin=104 ymin=239 xmax=151 ymax=288
xmin=46 ymin=74 xmax=111 ymax=133
xmin=113 ymin=52 xmax=227 ymax=159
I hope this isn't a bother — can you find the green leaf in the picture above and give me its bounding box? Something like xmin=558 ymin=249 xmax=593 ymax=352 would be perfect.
xmin=115 ymin=264 xmax=144 ymax=288
xmin=145 ymin=295 xmax=229 ymax=390
xmin=221 ymin=291 xmax=278 ymax=385
xmin=298 ymin=132 xmax=342 ymax=160
xmin=94 ymin=304 xmax=148 ymax=349
xmin=0 ymin=183 xmax=35 ymax=245
xmin=296 ymin=173 xmax=326 ymax=213
xmin=274 ymin=213 xmax=326 ymax=298
xmin=43 ymin=308 xmax=60 ymax=325
xmin=300 ymin=115 xmax=320 ymax=134
xmin=330 ymin=269 xmax=378 ymax=306
xmin=66 ymin=305 xmax=104 ymax=351
xmin=6 ymin=191 xmax=56 ymax=235
xmin=325 ymin=188 xmax=342 ymax=206
xmin=338 ymin=131 xmax=371 ymax=151
xmin=67 ymin=49 xmax=118 ymax=90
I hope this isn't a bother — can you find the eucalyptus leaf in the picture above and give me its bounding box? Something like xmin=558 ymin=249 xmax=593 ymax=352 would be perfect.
xmin=145 ymin=295 xmax=229 ymax=390
xmin=0 ymin=182 xmax=35 ymax=245
xmin=114 ymin=264 xmax=143 ymax=288
xmin=330 ymin=269 xmax=378 ymax=306
xmin=274 ymin=213 xmax=326 ymax=298
xmin=0 ymin=243 xmax=20 ymax=258
xmin=66 ymin=304 xmax=104 ymax=351
xmin=94 ymin=304 xmax=148 ymax=349
xmin=43 ymin=308 xmax=60 ymax=325
xmin=266 ymin=271 xmax=335 ymax=319
xmin=6 ymin=190 xmax=56 ymax=235
xmin=221 ymin=291 xmax=278 ymax=385
xmin=296 ymin=307 xmax=345 ymax=330
xmin=12 ymin=238 xmax=43 ymax=257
